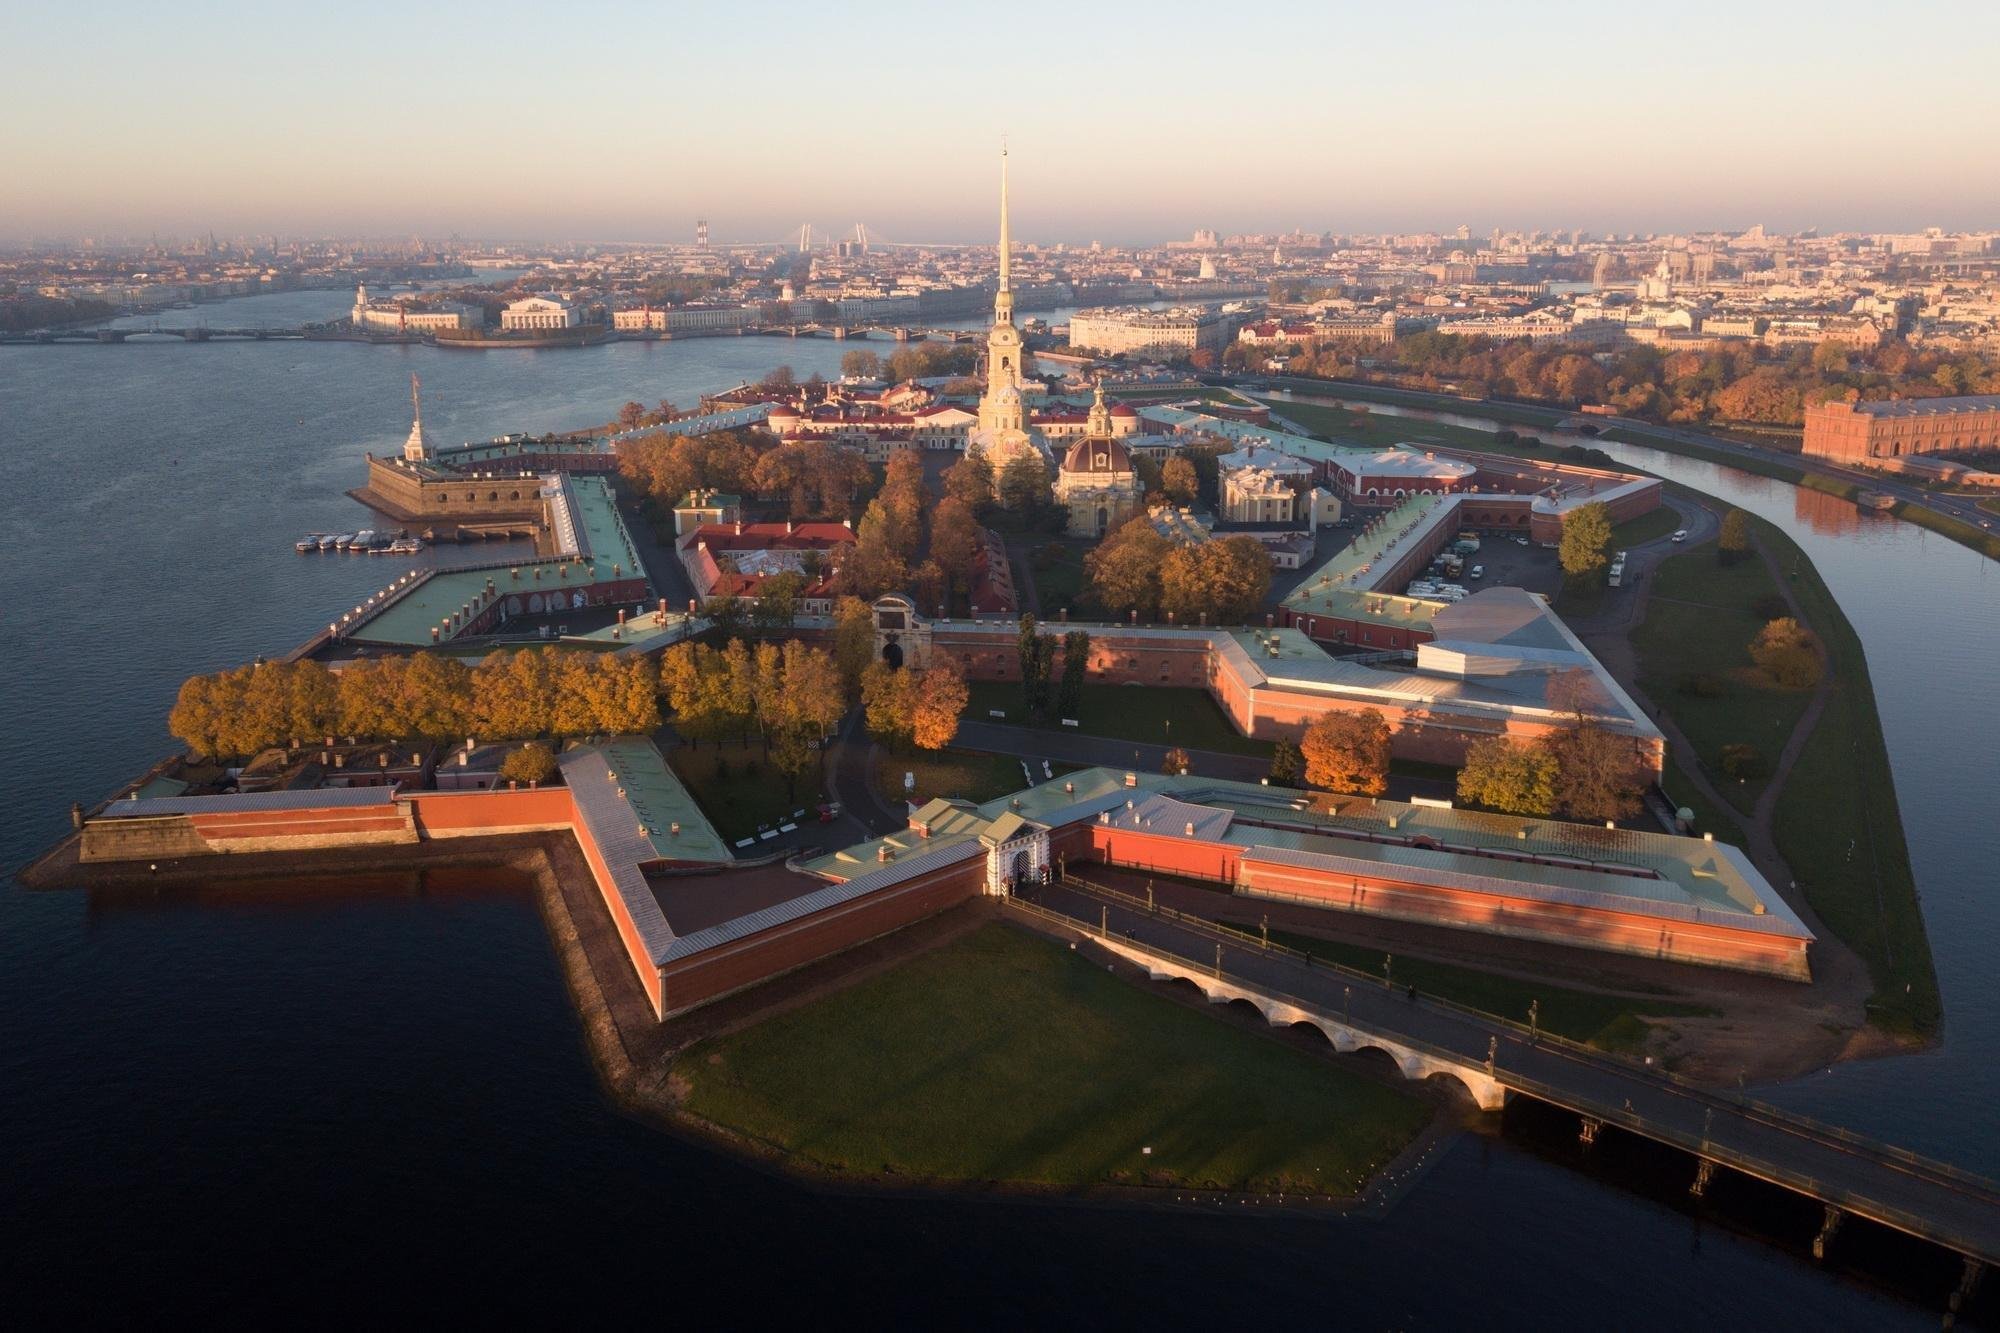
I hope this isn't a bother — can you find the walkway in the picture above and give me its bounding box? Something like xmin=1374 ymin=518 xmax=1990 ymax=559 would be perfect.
xmin=1015 ymin=877 xmax=2000 ymax=1267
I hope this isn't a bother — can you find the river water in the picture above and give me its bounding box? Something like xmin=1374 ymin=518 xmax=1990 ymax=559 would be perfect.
xmin=0 ymin=293 xmax=1985 ymax=1326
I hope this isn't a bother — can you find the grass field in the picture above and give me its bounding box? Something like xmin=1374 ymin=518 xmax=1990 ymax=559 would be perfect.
xmin=1630 ymin=548 xmax=1814 ymax=813
xmin=964 ymin=680 xmax=1273 ymax=758
xmin=1024 ymin=541 xmax=1095 ymax=617
xmin=672 ymin=923 xmax=1431 ymax=1194
xmin=1228 ymin=925 xmax=1716 ymax=1054
xmin=874 ymin=748 xmax=1058 ymax=808
xmin=1611 ymin=505 xmax=1685 ymax=547
xmin=667 ymin=738 xmax=826 ymax=841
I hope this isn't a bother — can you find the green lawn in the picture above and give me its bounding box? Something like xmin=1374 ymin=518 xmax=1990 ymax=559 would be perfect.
xmin=672 ymin=923 xmax=1431 ymax=1194
xmin=1630 ymin=548 xmax=1814 ymax=814
xmin=1228 ymin=924 xmax=1715 ymax=1054
xmin=874 ymin=747 xmax=1058 ymax=809
xmin=964 ymin=680 xmax=1273 ymax=758
xmin=1611 ymin=505 xmax=1684 ymax=547
xmin=667 ymin=738 xmax=827 ymax=841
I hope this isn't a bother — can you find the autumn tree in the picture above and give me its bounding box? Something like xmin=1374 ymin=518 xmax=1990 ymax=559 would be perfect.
xmin=500 ymin=743 xmax=559 ymax=787
xmin=1558 ymin=501 xmax=1613 ymax=581
xmin=911 ymin=658 xmax=968 ymax=750
xmin=1160 ymin=455 xmax=1199 ymax=506
xmin=840 ymin=348 xmax=881 ymax=379
xmin=1158 ymin=536 xmax=1273 ymax=625
xmin=1300 ymin=709 xmax=1391 ymax=796
xmin=1717 ymin=508 xmax=1751 ymax=565
xmin=751 ymin=569 xmax=806 ymax=628
xmin=927 ymin=498 xmax=982 ymax=598
xmin=860 ymin=661 xmax=914 ymax=746
xmin=997 ymin=452 xmax=1053 ymax=516
xmin=1542 ymin=670 xmax=1644 ymax=822
xmin=1085 ymin=517 xmax=1171 ymax=621
xmin=944 ymin=451 xmax=995 ymax=511
xmin=1749 ymin=616 xmax=1823 ymax=689
xmin=1455 ymin=735 xmax=1559 ymax=816
xmin=168 ymin=672 xmax=230 ymax=758
xmin=831 ymin=596 xmax=877 ymax=693
xmin=1162 ymin=746 xmax=1191 ymax=776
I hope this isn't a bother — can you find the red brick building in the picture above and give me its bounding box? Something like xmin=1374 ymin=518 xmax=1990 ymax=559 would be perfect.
xmin=1803 ymin=394 xmax=2000 ymax=463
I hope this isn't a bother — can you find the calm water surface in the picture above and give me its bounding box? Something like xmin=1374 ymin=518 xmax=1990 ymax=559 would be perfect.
xmin=0 ymin=297 xmax=1982 ymax=1325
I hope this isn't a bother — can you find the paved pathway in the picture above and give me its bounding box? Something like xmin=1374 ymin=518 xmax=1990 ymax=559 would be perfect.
xmin=1015 ymin=879 xmax=2000 ymax=1267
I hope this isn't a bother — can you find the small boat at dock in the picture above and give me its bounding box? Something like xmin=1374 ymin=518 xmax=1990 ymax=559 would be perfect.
xmin=296 ymin=533 xmax=326 ymax=552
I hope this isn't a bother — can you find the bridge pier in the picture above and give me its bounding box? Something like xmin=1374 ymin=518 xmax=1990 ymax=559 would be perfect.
xmin=1578 ymin=1116 xmax=1602 ymax=1148
xmin=1947 ymin=1258 xmax=1984 ymax=1326
xmin=1689 ymin=1159 xmax=1716 ymax=1199
xmin=1812 ymin=1204 xmax=1843 ymax=1261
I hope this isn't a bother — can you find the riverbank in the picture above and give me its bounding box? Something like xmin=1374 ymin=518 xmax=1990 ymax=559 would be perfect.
xmin=1258 ymin=381 xmax=1939 ymax=1051
xmin=1253 ymin=374 xmax=2000 ymax=562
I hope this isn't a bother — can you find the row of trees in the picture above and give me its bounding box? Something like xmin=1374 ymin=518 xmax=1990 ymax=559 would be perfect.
xmin=1011 ymin=616 xmax=1090 ymax=723
xmin=657 ymin=638 xmax=846 ymax=796
xmin=1251 ymin=330 xmax=2000 ymax=427
xmin=167 ymin=650 xmax=664 ymax=760
xmin=1084 ymin=519 xmax=1273 ymax=624
xmin=841 ymin=451 xmax=987 ymax=604
xmin=618 ymin=428 xmax=872 ymax=521
xmin=1286 ymin=680 xmax=1646 ymax=823
xmin=1452 ymin=677 xmax=1649 ymax=821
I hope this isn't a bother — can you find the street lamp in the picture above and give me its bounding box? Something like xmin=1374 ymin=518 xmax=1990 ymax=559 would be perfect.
xmin=1383 ymin=953 xmax=1393 ymax=986
xmin=1529 ymin=999 xmax=1540 ymax=1040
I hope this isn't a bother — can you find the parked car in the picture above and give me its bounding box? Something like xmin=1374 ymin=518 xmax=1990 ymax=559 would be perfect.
xmin=1469 ymin=564 xmax=1484 ymax=579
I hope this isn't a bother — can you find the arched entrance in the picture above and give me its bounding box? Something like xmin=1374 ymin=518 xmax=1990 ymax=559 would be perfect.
xmin=881 ymin=639 xmax=904 ymax=669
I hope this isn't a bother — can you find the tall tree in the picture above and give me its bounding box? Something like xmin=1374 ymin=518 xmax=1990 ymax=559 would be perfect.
xmin=911 ymin=658 xmax=969 ymax=751
xmin=944 ymin=451 xmax=995 ymax=511
xmin=1455 ymin=736 xmax=1559 ymax=815
xmin=1717 ymin=508 xmax=1751 ymax=564
xmin=831 ymin=596 xmax=877 ymax=693
xmin=1057 ymin=630 xmax=1091 ymax=721
xmin=1300 ymin=709 xmax=1392 ymax=796
xmin=861 ymin=661 xmax=915 ymax=746
xmin=1558 ymin=501 xmax=1614 ymax=581
xmin=1085 ymin=517 xmax=1170 ymax=621
xmin=927 ymin=498 xmax=981 ymax=596
xmin=1161 ymin=455 xmax=1199 ymax=506
xmin=997 ymin=453 xmax=1052 ymax=515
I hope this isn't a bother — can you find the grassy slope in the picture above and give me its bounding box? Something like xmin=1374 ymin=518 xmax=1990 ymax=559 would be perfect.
xmin=674 ymin=923 xmax=1430 ymax=1194
xmin=964 ymin=680 xmax=1273 ymax=758
xmin=1746 ymin=516 xmax=1939 ymax=1035
xmin=1630 ymin=549 xmax=1814 ymax=813
xmin=1229 ymin=924 xmax=1714 ymax=1054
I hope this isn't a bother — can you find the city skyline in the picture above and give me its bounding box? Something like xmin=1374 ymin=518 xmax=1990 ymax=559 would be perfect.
xmin=7 ymin=0 xmax=2000 ymax=242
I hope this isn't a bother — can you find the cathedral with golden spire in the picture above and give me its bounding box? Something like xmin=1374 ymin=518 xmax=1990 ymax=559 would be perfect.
xmin=968 ymin=146 xmax=1051 ymax=474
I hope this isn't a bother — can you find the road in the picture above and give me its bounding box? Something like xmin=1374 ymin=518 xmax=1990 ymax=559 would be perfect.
xmin=1017 ymin=877 xmax=2000 ymax=1267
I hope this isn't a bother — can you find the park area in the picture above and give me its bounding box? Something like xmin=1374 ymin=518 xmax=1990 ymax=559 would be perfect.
xmin=666 ymin=739 xmax=829 ymax=843
xmin=670 ymin=923 xmax=1430 ymax=1195
xmin=873 ymin=748 xmax=1060 ymax=809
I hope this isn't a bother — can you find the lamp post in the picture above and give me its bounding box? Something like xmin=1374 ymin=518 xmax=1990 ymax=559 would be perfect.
xmin=1383 ymin=953 xmax=1393 ymax=987
xmin=1529 ymin=999 xmax=1540 ymax=1040
xmin=1343 ymin=985 xmax=1351 ymax=1023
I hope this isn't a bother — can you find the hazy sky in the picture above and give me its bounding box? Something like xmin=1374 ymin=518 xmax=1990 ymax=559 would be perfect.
xmin=7 ymin=0 xmax=1998 ymax=243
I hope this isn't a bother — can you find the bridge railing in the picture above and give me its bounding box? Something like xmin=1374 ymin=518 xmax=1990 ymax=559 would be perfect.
xmin=1013 ymin=892 xmax=2000 ymax=1259
xmin=1051 ymin=874 xmax=2000 ymax=1202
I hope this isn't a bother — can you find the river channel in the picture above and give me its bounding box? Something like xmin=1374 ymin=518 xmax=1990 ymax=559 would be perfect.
xmin=0 ymin=292 xmax=1986 ymax=1325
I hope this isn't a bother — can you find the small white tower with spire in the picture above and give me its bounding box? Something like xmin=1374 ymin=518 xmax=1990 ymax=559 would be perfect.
xmin=402 ymin=373 xmax=432 ymax=462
